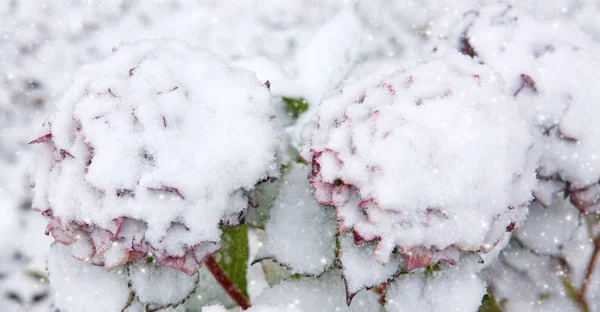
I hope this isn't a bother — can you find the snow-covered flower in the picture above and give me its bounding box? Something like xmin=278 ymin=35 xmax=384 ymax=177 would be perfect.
xmin=30 ymin=39 xmax=279 ymax=275
xmin=302 ymin=51 xmax=537 ymax=279
xmin=432 ymin=3 xmax=600 ymax=215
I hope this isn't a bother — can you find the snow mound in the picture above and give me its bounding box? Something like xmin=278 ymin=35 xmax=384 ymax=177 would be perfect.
xmin=47 ymin=243 xmax=130 ymax=312
xmin=30 ymin=39 xmax=279 ymax=274
xmin=303 ymin=51 xmax=536 ymax=268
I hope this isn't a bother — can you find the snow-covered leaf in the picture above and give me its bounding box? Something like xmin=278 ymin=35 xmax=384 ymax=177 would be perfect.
xmin=253 ymin=270 xmax=382 ymax=312
xmin=385 ymin=260 xmax=486 ymax=312
xmin=260 ymin=163 xmax=336 ymax=276
xmin=213 ymin=224 xmax=250 ymax=300
xmin=47 ymin=243 xmax=129 ymax=312
xmin=515 ymin=194 xmax=580 ymax=255
xmin=338 ymin=232 xmax=402 ymax=302
xmin=128 ymin=258 xmax=198 ymax=309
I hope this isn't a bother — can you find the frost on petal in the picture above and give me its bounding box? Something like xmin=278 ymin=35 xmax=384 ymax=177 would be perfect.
xmin=128 ymin=259 xmax=199 ymax=309
xmin=253 ymin=270 xmax=382 ymax=312
xmin=47 ymin=243 xmax=130 ymax=312
xmin=261 ymin=163 xmax=336 ymax=275
xmin=307 ymin=51 xmax=536 ymax=273
xmin=339 ymin=232 xmax=402 ymax=300
xmin=30 ymin=39 xmax=279 ymax=275
xmin=385 ymin=260 xmax=486 ymax=312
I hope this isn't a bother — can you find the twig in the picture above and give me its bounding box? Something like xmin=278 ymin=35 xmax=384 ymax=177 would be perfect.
xmin=204 ymin=255 xmax=251 ymax=310
xmin=577 ymin=235 xmax=600 ymax=307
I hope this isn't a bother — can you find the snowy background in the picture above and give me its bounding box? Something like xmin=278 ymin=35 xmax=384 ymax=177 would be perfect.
xmin=1 ymin=0 xmax=600 ymax=311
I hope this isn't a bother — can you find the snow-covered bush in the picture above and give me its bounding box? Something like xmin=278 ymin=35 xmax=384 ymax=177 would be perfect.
xmin=29 ymin=39 xmax=278 ymax=275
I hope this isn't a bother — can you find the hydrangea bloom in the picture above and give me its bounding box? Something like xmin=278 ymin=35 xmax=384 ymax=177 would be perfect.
xmin=30 ymin=39 xmax=278 ymax=274
xmin=302 ymin=52 xmax=537 ymax=273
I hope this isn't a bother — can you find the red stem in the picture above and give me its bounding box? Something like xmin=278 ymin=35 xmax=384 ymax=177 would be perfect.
xmin=205 ymin=255 xmax=251 ymax=310
xmin=577 ymin=235 xmax=600 ymax=306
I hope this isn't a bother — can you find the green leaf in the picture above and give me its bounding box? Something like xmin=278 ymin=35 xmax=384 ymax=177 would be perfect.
xmin=424 ymin=264 xmax=440 ymax=276
xmin=282 ymin=97 xmax=309 ymax=119
xmin=213 ymin=224 xmax=249 ymax=299
xmin=479 ymin=293 xmax=502 ymax=312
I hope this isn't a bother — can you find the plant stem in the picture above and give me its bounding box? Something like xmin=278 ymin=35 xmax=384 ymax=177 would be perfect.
xmin=577 ymin=235 xmax=600 ymax=307
xmin=205 ymin=255 xmax=251 ymax=310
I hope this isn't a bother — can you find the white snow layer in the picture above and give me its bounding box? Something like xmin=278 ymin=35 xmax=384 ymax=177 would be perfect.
xmin=261 ymin=163 xmax=336 ymax=275
xmin=304 ymin=51 xmax=537 ymax=266
xmin=253 ymin=270 xmax=382 ymax=312
xmin=385 ymin=261 xmax=486 ymax=312
xmin=339 ymin=231 xmax=402 ymax=297
xmin=47 ymin=243 xmax=130 ymax=312
xmin=129 ymin=259 xmax=198 ymax=308
xmin=31 ymin=39 xmax=279 ymax=274
xmin=515 ymin=194 xmax=580 ymax=255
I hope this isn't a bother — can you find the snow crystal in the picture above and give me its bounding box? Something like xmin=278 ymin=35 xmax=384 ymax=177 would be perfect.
xmin=385 ymin=260 xmax=486 ymax=312
xmin=305 ymin=51 xmax=536 ymax=266
xmin=261 ymin=163 xmax=336 ymax=275
xmin=47 ymin=243 xmax=130 ymax=312
xmin=30 ymin=39 xmax=279 ymax=274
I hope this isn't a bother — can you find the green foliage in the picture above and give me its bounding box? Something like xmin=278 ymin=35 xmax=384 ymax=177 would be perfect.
xmin=424 ymin=264 xmax=441 ymax=275
xmin=282 ymin=97 xmax=309 ymax=119
xmin=479 ymin=293 xmax=502 ymax=312
xmin=213 ymin=224 xmax=250 ymax=299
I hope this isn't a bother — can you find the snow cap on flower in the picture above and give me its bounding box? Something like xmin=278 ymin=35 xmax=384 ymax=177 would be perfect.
xmin=30 ymin=39 xmax=279 ymax=274
xmin=434 ymin=3 xmax=600 ymax=214
xmin=304 ymin=51 xmax=537 ymax=270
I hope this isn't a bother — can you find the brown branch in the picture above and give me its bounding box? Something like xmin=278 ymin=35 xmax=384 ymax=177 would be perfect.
xmin=204 ymin=255 xmax=251 ymax=310
xmin=577 ymin=235 xmax=600 ymax=306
